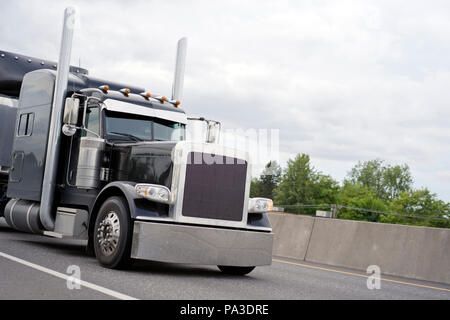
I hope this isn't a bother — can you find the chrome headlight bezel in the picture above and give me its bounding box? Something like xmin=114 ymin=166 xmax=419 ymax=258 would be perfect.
xmin=135 ymin=184 xmax=172 ymax=204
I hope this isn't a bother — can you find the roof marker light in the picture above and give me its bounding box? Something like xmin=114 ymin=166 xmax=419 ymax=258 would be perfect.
xmin=120 ymin=88 xmax=131 ymax=96
xmin=139 ymin=92 xmax=151 ymax=100
xmin=153 ymin=95 xmax=168 ymax=104
xmin=168 ymin=100 xmax=181 ymax=107
xmin=99 ymin=85 xmax=109 ymax=93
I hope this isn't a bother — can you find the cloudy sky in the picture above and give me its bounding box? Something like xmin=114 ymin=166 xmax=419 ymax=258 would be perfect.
xmin=1 ymin=0 xmax=449 ymax=201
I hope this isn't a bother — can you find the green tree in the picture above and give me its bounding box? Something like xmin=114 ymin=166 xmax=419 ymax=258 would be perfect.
xmin=250 ymin=161 xmax=281 ymax=199
xmin=337 ymin=182 xmax=387 ymax=222
xmin=250 ymin=178 xmax=262 ymax=198
xmin=274 ymin=154 xmax=339 ymax=214
xmin=313 ymin=174 xmax=340 ymax=205
xmin=274 ymin=154 xmax=315 ymax=206
xmin=347 ymin=159 xmax=412 ymax=200
xmin=382 ymin=189 xmax=450 ymax=228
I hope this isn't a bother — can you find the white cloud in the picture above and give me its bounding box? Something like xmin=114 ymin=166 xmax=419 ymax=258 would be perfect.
xmin=1 ymin=0 xmax=449 ymax=200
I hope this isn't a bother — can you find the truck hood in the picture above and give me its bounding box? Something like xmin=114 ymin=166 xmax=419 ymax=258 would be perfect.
xmin=109 ymin=141 xmax=178 ymax=189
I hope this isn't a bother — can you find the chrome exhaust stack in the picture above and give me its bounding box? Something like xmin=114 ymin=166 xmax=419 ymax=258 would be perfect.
xmin=39 ymin=7 xmax=76 ymax=231
xmin=171 ymin=37 xmax=188 ymax=103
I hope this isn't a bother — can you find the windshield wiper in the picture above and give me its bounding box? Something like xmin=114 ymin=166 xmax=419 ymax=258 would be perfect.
xmin=109 ymin=132 xmax=144 ymax=142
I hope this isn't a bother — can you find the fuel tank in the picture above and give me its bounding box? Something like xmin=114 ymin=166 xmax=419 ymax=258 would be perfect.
xmin=3 ymin=199 xmax=43 ymax=234
xmin=75 ymin=137 xmax=105 ymax=189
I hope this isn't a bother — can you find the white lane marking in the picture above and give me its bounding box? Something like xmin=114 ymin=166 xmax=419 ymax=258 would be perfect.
xmin=0 ymin=251 xmax=138 ymax=300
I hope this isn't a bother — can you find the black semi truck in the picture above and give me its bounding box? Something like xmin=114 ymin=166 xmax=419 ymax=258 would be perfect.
xmin=0 ymin=7 xmax=273 ymax=274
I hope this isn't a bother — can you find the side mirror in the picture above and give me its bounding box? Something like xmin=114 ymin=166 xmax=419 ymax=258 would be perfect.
xmin=187 ymin=117 xmax=221 ymax=144
xmin=206 ymin=120 xmax=221 ymax=144
xmin=63 ymin=97 xmax=80 ymax=126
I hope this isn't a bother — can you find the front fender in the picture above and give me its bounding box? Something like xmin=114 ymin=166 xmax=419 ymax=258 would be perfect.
xmin=93 ymin=181 xmax=137 ymax=216
xmin=86 ymin=181 xmax=170 ymax=254
xmin=92 ymin=181 xmax=170 ymax=220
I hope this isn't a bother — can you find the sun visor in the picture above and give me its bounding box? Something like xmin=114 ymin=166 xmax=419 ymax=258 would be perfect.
xmin=103 ymin=99 xmax=187 ymax=124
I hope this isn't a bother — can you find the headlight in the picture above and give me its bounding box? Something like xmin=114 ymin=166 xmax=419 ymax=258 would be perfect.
xmin=135 ymin=184 xmax=172 ymax=204
xmin=248 ymin=198 xmax=273 ymax=213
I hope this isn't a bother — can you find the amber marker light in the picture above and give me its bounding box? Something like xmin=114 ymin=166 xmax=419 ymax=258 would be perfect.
xmin=99 ymin=85 xmax=109 ymax=93
xmin=139 ymin=92 xmax=152 ymax=100
xmin=120 ymin=88 xmax=131 ymax=96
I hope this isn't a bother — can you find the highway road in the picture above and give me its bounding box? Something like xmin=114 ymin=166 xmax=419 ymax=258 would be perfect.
xmin=0 ymin=218 xmax=449 ymax=300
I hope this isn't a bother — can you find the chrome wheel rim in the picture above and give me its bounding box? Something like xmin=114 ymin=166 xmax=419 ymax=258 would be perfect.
xmin=97 ymin=211 xmax=120 ymax=256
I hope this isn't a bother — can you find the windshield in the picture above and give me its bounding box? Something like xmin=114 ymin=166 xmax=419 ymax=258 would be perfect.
xmin=154 ymin=118 xmax=185 ymax=141
xmin=105 ymin=111 xmax=185 ymax=142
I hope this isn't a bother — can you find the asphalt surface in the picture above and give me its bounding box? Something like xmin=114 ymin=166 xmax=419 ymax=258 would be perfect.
xmin=0 ymin=218 xmax=449 ymax=300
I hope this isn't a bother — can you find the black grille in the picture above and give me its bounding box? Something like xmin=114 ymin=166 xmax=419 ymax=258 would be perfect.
xmin=182 ymin=152 xmax=247 ymax=221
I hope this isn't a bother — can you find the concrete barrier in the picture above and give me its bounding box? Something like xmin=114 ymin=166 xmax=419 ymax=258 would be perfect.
xmin=268 ymin=212 xmax=450 ymax=285
xmin=268 ymin=213 xmax=314 ymax=261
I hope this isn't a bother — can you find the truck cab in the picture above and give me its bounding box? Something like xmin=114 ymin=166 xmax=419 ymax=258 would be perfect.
xmin=0 ymin=54 xmax=273 ymax=274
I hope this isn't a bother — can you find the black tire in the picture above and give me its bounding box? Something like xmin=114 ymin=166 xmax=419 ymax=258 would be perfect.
xmin=218 ymin=265 xmax=255 ymax=275
xmin=93 ymin=196 xmax=133 ymax=269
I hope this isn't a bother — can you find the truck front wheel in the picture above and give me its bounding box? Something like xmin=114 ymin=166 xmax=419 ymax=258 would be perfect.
xmin=93 ymin=196 xmax=133 ymax=269
xmin=218 ymin=266 xmax=255 ymax=275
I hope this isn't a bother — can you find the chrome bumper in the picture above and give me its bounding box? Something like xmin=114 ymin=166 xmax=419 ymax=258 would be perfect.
xmin=131 ymin=221 xmax=273 ymax=266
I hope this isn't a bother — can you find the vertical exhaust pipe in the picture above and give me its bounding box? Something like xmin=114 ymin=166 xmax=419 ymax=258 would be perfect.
xmin=172 ymin=37 xmax=188 ymax=102
xmin=40 ymin=7 xmax=76 ymax=230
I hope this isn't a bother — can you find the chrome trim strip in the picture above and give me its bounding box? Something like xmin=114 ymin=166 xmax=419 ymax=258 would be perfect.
xmin=244 ymin=225 xmax=272 ymax=232
xmin=134 ymin=216 xmax=272 ymax=232
xmin=134 ymin=216 xmax=174 ymax=222
xmin=9 ymin=199 xmax=19 ymax=230
xmin=25 ymin=202 xmax=35 ymax=232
